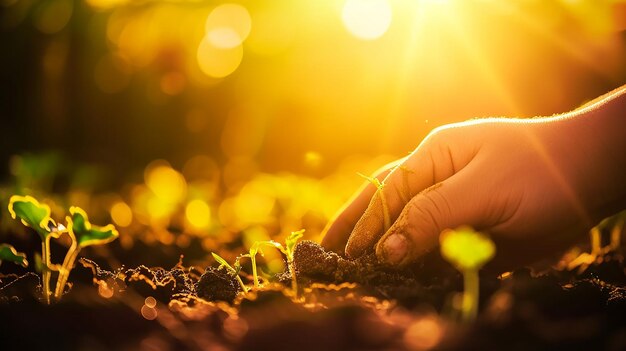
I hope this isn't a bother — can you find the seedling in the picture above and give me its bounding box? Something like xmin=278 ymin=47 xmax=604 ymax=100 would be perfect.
xmin=248 ymin=241 xmax=276 ymax=288
xmin=8 ymin=195 xmax=119 ymax=303
xmin=0 ymin=244 xmax=28 ymax=267
xmin=440 ymin=227 xmax=495 ymax=322
xmin=247 ymin=229 xmax=305 ymax=294
xmin=54 ymin=207 xmax=119 ymax=299
xmin=358 ymin=173 xmax=391 ymax=233
xmin=9 ymin=195 xmax=57 ymax=303
xmin=211 ymin=252 xmax=248 ymax=293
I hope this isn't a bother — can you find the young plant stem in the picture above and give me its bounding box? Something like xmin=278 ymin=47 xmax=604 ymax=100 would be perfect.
xmin=235 ymin=275 xmax=248 ymax=293
xmin=288 ymin=259 xmax=297 ymax=295
xmin=54 ymin=242 xmax=79 ymax=299
xmin=462 ymin=269 xmax=479 ymax=322
xmin=41 ymin=241 xmax=52 ymax=305
xmin=251 ymin=254 xmax=260 ymax=288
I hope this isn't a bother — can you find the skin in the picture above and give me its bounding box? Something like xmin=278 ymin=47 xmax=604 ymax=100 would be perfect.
xmin=322 ymin=85 xmax=626 ymax=270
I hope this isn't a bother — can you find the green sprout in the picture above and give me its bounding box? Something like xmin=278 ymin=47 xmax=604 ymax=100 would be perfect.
xmin=440 ymin=227 xmax=495 ymax=322
xmin=247 ymin=229 xmax=305 ymax=294
xmin=8 ymin=195 xmax=119 ymax=303
xmin=248 ymin=241 xmax=276 ymax=288
xmin=358 ymin=173 xmax=391 ymax=233
xmin=9 ymin=195 xmax=57 ymax=303
xmin=54 ymin=207 xmax=119 ymax=299
xmin=211 ymin=252 xmax=249 ymax=293
xmin=0 ymin=244 xmax=28 ymax=268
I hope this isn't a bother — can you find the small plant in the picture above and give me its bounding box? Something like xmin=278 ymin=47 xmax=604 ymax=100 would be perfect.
xmin=8 ymin=195 xmax=119 ymax=303
xmin=358 ymin=173 xmax=391 ymax=232
xmin=256 ymin=230 xmax=304 ymax=293
xmin=440 ymin=227 xmax=495 ymax=322
xmin=9 ymin=195 xmax=58 ymax=303
xmin=54 ymin=207 xmax=119 ymax=299
xmin=0 ymin=244 xmax=28 ymax=268
xmin=248 ymin=241 xmax=273 ymax=288
xmin=211 ymin=252 xmax=249 ymax=293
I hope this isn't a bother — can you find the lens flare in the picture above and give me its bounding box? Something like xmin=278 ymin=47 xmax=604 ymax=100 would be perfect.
xmin=342 ymin=0 xmax=392 ymax=40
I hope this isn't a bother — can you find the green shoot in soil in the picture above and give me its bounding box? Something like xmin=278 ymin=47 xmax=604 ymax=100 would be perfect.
xmin=248 ymin=229 xmax=305 ymax=293
xmin=440 ymin=227 xmax=495 ymax=322
xmin=8 ymin=195 xmax=119 ymax=303
xmin=211 ymin=252 xmax=248 ymax=293
xmin=9 ymin=195 xmax=57 ymax=303
xmin=54 ymin=207 xmax=119 ymax=299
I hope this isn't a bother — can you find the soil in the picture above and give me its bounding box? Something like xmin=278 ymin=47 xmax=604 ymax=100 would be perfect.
xmin=1 ymin=239 xmax=626 ymax=350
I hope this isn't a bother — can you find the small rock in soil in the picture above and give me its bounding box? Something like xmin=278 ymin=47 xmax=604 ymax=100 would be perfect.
xmin=196 ymin=267 xmax=241 ymax=303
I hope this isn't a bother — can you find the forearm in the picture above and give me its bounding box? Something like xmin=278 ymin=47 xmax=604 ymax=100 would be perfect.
xmin=548 ymin=86 xmax=626 ymax=223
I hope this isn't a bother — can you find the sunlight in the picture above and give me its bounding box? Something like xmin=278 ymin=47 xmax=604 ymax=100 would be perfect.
xmin=342 ymin=0 xmax=392 ymax=40
xmin=442 ymin=4 xmax=523 ymax=115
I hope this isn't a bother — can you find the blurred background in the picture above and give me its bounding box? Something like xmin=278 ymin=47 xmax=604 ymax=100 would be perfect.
xmin=0 ymin=0 xmax=625 ymax=268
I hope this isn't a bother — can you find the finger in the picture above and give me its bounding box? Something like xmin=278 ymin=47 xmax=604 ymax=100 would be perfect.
xmin=321 ymin=161 xmax=400 ymax=253
xmin=346 ymin=127 xmax=477 ymax=258
xmin=374 ymin=168 xmax=491 ymax=266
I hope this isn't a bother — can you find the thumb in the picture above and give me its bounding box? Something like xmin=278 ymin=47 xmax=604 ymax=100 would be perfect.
xmin=375 ymin=169 xmax=491 ymax=266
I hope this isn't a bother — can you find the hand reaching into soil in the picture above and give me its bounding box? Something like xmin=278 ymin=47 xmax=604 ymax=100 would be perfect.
xmin=322 ymin=86 xmax=626 ymax=270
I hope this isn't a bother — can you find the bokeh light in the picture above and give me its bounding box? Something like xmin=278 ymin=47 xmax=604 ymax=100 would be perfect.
xmin=110 ymin=201 xmax=133 ymax=227
xmin=197 ymin=39 xmax=244 ymax=78
xmin=342 ymin=0 xmax=392 ymax=40
xmin=186 ymin=199 xmax=211 ymax=229
xmin=205 ymin=4 xmax=252 ymax=49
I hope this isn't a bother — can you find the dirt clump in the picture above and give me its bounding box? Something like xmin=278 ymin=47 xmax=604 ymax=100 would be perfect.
xmin=196 ymin=267 xmax=241 ymax=303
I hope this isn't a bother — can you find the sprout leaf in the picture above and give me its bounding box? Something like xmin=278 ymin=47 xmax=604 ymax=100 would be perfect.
xmin=211 ymin=252 xmax=235 ymax=273
xmin=440 ymin=227 xmax=495 ymax=271
xmin=68 ymin=207 xmax=119 ymax=248
xmin=8 ymin=195 xmax=54 ymax=239
xmin=0 ymin=244 xmax=28 ymax=267
xmin=285 ymin=230 xmax=305 ymax=259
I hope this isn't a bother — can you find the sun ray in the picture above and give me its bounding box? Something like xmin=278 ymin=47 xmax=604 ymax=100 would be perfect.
xmin=442 ymin=3 xmax=524 ymax=116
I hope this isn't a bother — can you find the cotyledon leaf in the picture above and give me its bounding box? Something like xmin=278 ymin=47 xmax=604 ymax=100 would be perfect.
xmin=0 ymin=244 xmax=28 ymax=267
xmin=8 ymin=195 xmax=55 ymax=240
xmin=67 ymin=207 xmax=119 ymax=248
xmin=285 ymin=229 xmax=305 ymax=258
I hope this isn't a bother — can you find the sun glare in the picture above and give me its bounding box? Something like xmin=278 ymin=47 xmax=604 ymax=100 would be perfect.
xmin=341 ymin=0 xmax=392 ymax=40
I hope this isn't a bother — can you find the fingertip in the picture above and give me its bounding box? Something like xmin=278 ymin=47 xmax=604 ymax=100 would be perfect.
xmin=376 ymin=233 xmax=409 ymax=266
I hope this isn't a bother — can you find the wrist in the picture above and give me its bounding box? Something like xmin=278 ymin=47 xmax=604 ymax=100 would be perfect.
xmin=544 ymin=90 xmax=626 ymax=223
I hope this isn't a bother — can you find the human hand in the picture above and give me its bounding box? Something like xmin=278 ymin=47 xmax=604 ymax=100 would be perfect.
xmin=322 ymin=89 xmax=626 ymax=269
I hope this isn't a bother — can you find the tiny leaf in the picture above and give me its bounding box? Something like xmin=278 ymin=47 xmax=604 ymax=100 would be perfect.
xmin=440 ymin=227 xmax=495 ymax=271
xmin=67 ymin=207 xmax=119 ymax=248
xmin=211 ymin=252 xmax=236 ymax=274
xmin=285 ymin=229 xmax=305 ymax=258
xmin=8 ymin=195 xmax=54 ymax=240
xmin=0 ymin=244 xmax=28 ymax=267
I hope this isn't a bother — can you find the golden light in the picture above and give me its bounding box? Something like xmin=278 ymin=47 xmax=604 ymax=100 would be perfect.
xmin=197 ymin=39 xmax=244 ymax=78
xmin=144 ymin=162 xmax=187 ymax=204
xmin=205 ymin=4 xmax=252 ymax=49
xmin=144 ymin=296 xmax=157 ymax=308
xmin=341 ymin=0 xmax=392 ymax=40
xmin=246 ymin=8 xmax=295 ymax=56
xmin=403 ymin=315 xmax=444 ymax=351
xmin=185 ymin=199 xmax=212 ymax=229
xmin=141 ymin=305 xmax=158 ymax=320
xmin=86 ymin=0 xmax=129 ymax=11
xmin=110 ymin=201 xmax=133 ymax=227
xmin=97 ymin=281 xmax=114 ymax=299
